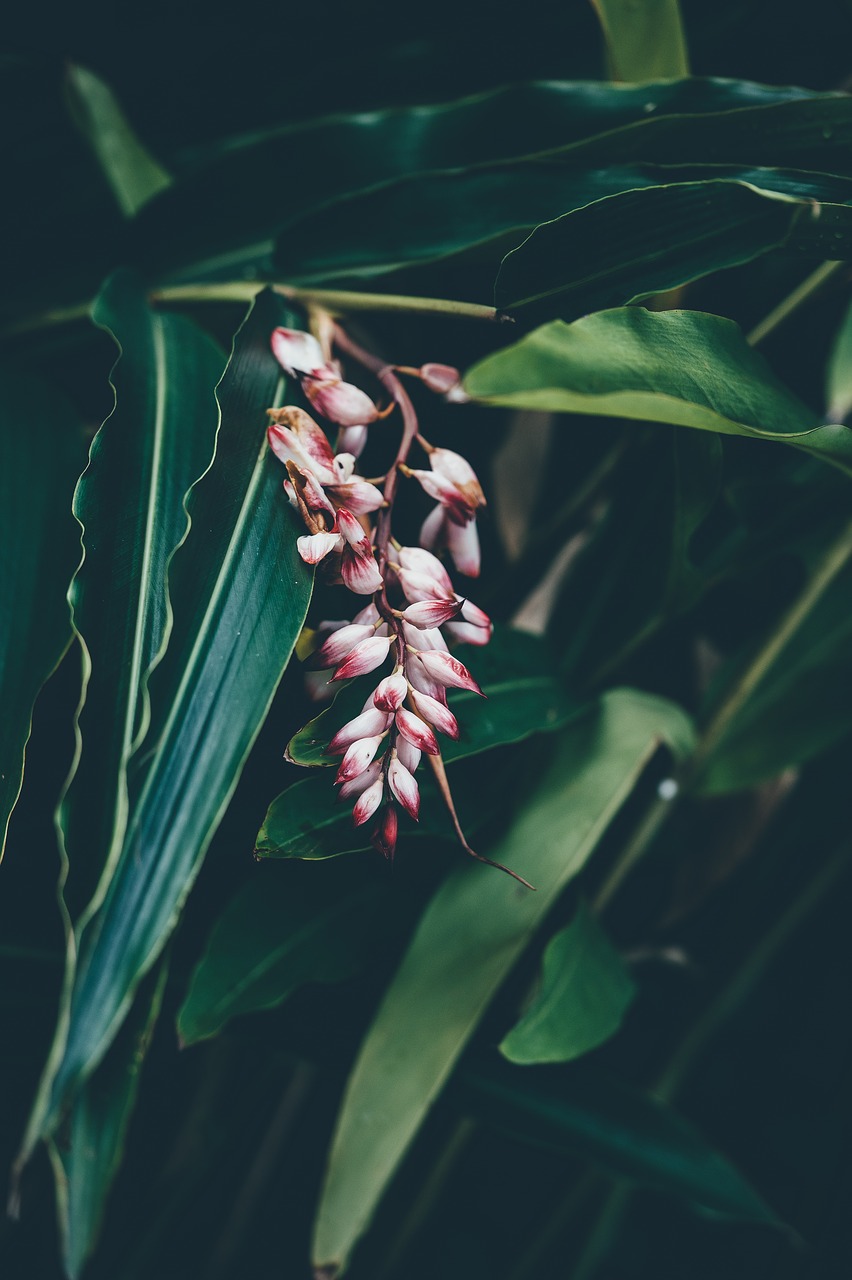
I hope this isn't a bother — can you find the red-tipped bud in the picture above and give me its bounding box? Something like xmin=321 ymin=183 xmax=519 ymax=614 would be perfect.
xmin=337 ymin=759 xmax=382 ymax=801
xmin=444 ymin=619 xmax=492 ymax=646
xmin=402 ymin=598 xmax=464 ymax=629
xmin=429 ymin=448 xmax=485 ymax=509
xmin=304 ymin=376 xmax=382 ymax=427
xmin=459 ymin=599 xmax=491 ymax=629
xmin=311 ymin=622 xmax=375 ymax=669
xmin=352 ymin=777 xmax=385 ymax=826
xmin=332 ymin=635 xmax=392 ymax=680
xmin=419 ymin=363 xmax=463 ymax=395
xmin=270 ymin=328 xmax=326 ymax=377
xmin=409 ymin=689 xmax=460 ymax=740
xmin=396 ymin=566 xmax=454 ymax=605
xmin=326 ymin=707 xmax=391 ymax=755
xmin=414 ymin=649 xmax=484 ymax=695
xmin=373 ymin=672 xmax=408 ymax=712
xmin=388 ymin=756 xmax=420 ymax=820
xmin=445 ymin=513 xmax=481 ymax=577
xmin=395 ymin=707 xmax=440 ymax=755
xmin=337 ymin=507 xmax=372 ymax=552
xmin=402 ymin=622 xmax=448 ymax=653
xmin=397 ymin=545 xmax=454 ymax=590
xmin=335 ymin=735 xmax=384 ymax=784
xmin=327 ymin=480 xmax=384 ymax=515
xmin=371 ymin=804 xmax=398 ymax=861
xmin=341 ymin=546 xmax=384 ymax=595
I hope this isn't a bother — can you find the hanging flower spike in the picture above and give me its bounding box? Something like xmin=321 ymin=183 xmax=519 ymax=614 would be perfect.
xmin=266 ymin=319 xmax=531 ymax=887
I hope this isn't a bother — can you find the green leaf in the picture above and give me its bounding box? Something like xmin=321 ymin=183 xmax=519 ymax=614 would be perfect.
xmin=0 ymin=369 xmax=85 ymax=861
xmin=60 ymin=270 xmax=226 ymax=921
xmin=457 ymin=1059 xmax=779 ymax=1225
xmin=177 ymin=866 xmax=390 ymax=1046
xmin=272 ymin=165 xmax=852 ymax=288
xmin=132 ymin=77 xmax=835 ymax=283
xmin=49 ymin=960 xmax=169 ymax=1279
xmin=23 ymin=291 xmax=313 ymax=1158
xmin=311 ymin=688 xmax=695 ymax=1273
xmin=590 ymin=0 xmax=689 ymax=82
xmin=465 ymin=309 xmax=852 ymax=477
xmin=826 ymin=294 xmax=852 ymax=423
xmin=499 ymin=900 xmax=635 ymax=1064
xmin=493 ymin=180 xmax=852 ymax=322
xmin=65 ymin=65 xmax=171 ymax=217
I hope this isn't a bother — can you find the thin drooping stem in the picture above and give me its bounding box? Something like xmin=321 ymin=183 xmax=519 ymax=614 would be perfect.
xmin=746 ymin=259 xmax=846 ymax=346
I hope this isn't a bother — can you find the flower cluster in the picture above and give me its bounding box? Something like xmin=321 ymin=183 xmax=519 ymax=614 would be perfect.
xmin=268 ymin=323 xmax=491 ymax=864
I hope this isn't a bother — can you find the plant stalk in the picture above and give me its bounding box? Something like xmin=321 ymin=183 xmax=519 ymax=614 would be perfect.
xmin=746 ymin=259 xmax=846 ymax=346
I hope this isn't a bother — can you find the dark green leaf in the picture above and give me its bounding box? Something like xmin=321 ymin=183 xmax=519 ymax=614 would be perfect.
xmin=457 ymin=1058 xmax=779 ymax=1225
xmin=65 ymin=65 xmax=172 ymax=218
xmin=177 ymin=868 xmax=389 ymax=1046
xmin=49 ymin=961 xmax=169 ymax=1279
xmin=23 ymin=291 xmax=313 ymax=1157
xmin=465 ymin=309 xmax=852 ymax=476
xmin=499 ymin=900 xmax=635 ymax=1064
xmin=494 ymin=180 xmax=852 ymax=322
xmin=0 ymin=369 xmax=85 ymax=860
xmin=311 ymin=689 xmax=695 ymax=1273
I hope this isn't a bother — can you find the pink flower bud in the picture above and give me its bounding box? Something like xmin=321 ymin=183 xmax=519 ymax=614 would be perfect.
xmin=270 ymin=328 xmax=326 ymax=377
xmin=413 ymin=649 xmax=484 ymax=695
xmin=396 ymin=737 xmax=421 ymax=774
xmin=373 ymin=672 xmax=408 ymax=712
xmin=337 ymin=759 xmax=382 ymax=801
xmin=445 ymin=513 xmax=481 ymax=577
xmin=444 ymin=619 xmax=492 ymax=647
xmin=296 ymin=531 xmax=342 ymax=564
xmin=459 ymin=599 xmax=491 ymax=629
xmin=304 ymin=376 xmax=382 ymax=427
xmin=267 ymin=407 xmax=336 ymax=479
xmin=337 ymin=424 xmax=369 ymax=457
xmin=326 ymin=707 xmax=391 ymax=755
xmin=419 ymin=363 xmax=463 ymax=395
xmin=335 ymin=735 xmax=384 ymax=784
xmin=337 ymin=507 xmax=372 ymax=552
xmin=311 ymin=622 xmax=375 ymax=669
xmin=402 ymin=599 xmax=464 ymax=629
xmin=429 ymin=448 xmax=485 ymax=509
xmin=332 ymin=634 xmax=392 ymax=681
xmin=388 ymin=756 xmax=420 ymax=820
xmin=395 ymin=707 xmax=440 ymax=755
xmin=372 ymin=804 xmax=399 ymax=861
xmin=352 ymin=777 xmax=385 ymax=826
xmin=397 ymin=546 xmax=454 ymax=591
xmin=409 ymin=689 xmax=460 ymax=740
xmin=405 ymin=467 xmax=473 ymax=524
xmin=341 ymin=546 xmax=384 ymax=595
xmin=402 ymin=622 xmax=448 ymax=653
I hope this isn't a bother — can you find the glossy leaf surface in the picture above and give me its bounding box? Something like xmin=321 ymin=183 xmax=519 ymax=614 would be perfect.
xmin=465 ymin=309 xmax=852 ymax=476
xmin=312 ymin=688 xmax=695 ymax=1273
xmin=499 ymin=900 xmax=635 ymax=1064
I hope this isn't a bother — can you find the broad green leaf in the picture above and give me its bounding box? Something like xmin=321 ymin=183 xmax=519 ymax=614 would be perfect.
xmin=65 ymin=64 xmax=171 ymax=217
xmin=457 ymin=1059 xmax=778 ymax=1225
xmin=61 ymin=271 xmax=226 ymax=922
xmin=590 ymin=0 xmax=689 ymax=82
xmin=178 ymin=867 xmax=390 ymax=1046
xmin=826 ymin=294 xmax=852 ymax=424
xmin=49 ymin=960 xmax=169 ymax=1279
xmin=499 ymin=900 xmax=635 ymax=1064
xmin=493 ymin=180 xmax=852 ymax=322
xmin=695 ymin=553 xmax=852 ymax=793
xmin=0 ymin=369 xmax=84 ymax=861
xmin=273 ymin=165 xmax=852 ymax=287
xmin=465 ymin=309 xmax=852 ymax=477
xmin=22 ymin=291 xmax=313 ymax=1156
xmin=131 ymin=77 xmax=835 ymax=283
xmin=311 ymin=688 xmax=695 ymax=1273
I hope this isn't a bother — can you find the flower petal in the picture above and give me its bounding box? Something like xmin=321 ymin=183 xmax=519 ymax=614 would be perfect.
xmin=327 ymin=480 xmax=384 ymax=515
xmin=326 ymin=707 xmax=391 ymax=755
xmin=305 ymin=377 xmax=381 ymax=427
xmin=396 ymin=737 xmax=421 ymax=774
xmin=402 ymin=599 xmax=464 ymax=629
xmin=409 ymin=689 xmax=460 ymax=740
xmin=310 ymin=622 xmax=376 ymax=669
xmin=371 ymin=804 xmax=399 ymax=860
xmin=337 ymin=759 xmax=383 ymax=801
xmin=373 ymin=672 xmax=408 ymax=712
xmin=341 ymin=547 xmax=384 ymax=595
xmin=335 ymin=735 xmax=384 ymax=784
xmin=415 ymin=649 xmax=484 ymax=695
xmin=337 ymin=424 xmax=369 ymax=457
xmin=352 ymin=777 xmax=385 ymax=826
xmin=446 ymin=514 xmax=481 ymax=577
xmin=270 ymin=328 xmax=326 ymax=377
xmin=297 ymin=531 xmax=343 ymax=564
